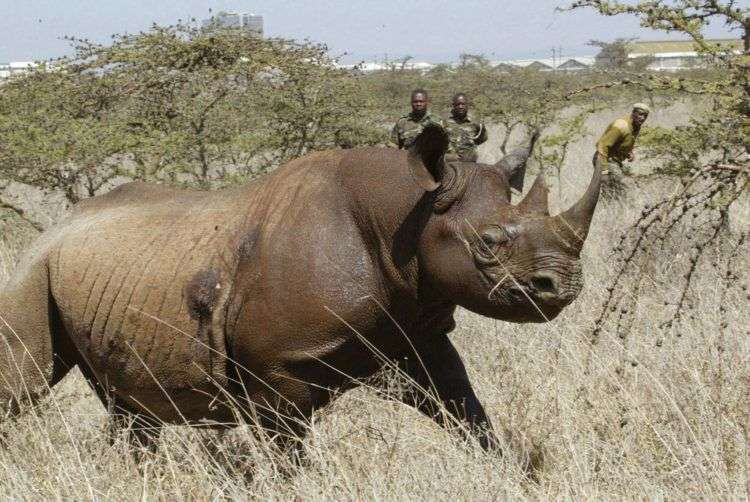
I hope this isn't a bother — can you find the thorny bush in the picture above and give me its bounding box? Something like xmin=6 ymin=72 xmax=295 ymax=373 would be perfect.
xmin=565 ymin=1 xmax=750 ymax=339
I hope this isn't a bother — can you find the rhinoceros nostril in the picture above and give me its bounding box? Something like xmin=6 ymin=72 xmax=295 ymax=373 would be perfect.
xmin=507 ymin=286 xmax=525 ymax=300
xmin=530 ymin=275 xmax=557 ymax=295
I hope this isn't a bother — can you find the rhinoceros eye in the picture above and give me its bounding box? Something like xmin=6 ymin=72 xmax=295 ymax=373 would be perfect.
xmin=480 ymin=226 xmax=508 ymax=247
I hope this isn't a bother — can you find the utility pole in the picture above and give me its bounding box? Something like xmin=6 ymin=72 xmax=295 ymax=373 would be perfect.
xmin=552 ymin=47 xmax=563 ymax=72
xmin=552 ymin=48 xmax=556 ymax=73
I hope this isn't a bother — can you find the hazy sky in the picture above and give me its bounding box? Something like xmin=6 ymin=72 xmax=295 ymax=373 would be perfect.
xmin=1 ymin=0 xmax=746 ymax=63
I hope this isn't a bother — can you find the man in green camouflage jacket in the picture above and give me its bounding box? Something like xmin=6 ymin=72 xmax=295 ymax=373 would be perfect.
xmin=445 ymin=93 xmax=487 ymax=162
xmin=389 ymin=89 xmax=445 ymax=149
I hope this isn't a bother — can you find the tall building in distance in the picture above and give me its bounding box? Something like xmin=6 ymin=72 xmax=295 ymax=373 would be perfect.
xmin=202 ymin=11 xmax=263 ymax=36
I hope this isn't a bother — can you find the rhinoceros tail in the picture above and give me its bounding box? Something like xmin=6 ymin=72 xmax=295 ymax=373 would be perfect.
xmin=0 ymin=256 xmax=74 ymax=420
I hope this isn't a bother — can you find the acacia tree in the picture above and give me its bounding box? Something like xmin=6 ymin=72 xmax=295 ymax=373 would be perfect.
xmin=588 ymin=38 xmax=655 ymax=70
xmin=563 ymin=1 xmax=749 ymax=340
xmin=359 ymin=66 xmax=427 ymax=124
xmin=0 ymin=62 xmax=126 ymax=205
xmin=0 ymin=22 xmax=380 ymax=205
xmin=254 ymin=45 xmax=382 ymax=162
xmin=69 ymin=23 xmax=380 ymax=186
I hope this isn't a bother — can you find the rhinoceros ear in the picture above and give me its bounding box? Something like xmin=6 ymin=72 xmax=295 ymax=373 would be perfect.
xmin=407 ymin=124 xmax=450 ymax=192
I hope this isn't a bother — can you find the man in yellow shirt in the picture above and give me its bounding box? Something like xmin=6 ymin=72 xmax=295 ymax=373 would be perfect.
xmin=596 ymin=103 xmax=650 ymax=197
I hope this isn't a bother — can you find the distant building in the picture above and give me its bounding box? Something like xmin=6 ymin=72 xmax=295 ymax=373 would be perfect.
xmin=558 ymin=57 xmax=596 ymax=71
xmin=338 ymin=55 xmax=598 ymax=74
xmin=626 ymin=38 xmax=742 ymax=71
xmin=493 ymin=62 xmax=518 ymax=72
xmin=202 ymin=11 xmax=263 ymax=36
xmin=0 ymin=61 xmax=36 ymax=81
xmin=491 ymin=56 xmax=595 ymax=72
xmin=525 ymin=60 xmax=553 ymax=71
xmin=338 ymin=60 xmax=435 ymax=73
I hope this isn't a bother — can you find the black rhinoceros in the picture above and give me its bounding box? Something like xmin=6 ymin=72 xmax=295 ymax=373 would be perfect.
xmin=0 ymin=126 xmax=600 ymax=466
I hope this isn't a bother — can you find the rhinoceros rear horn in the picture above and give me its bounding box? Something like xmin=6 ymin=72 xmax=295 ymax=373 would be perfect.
xmin=494 ymin=128 xmax=540 ymax=193
xmin=408 ymin=124 xmax=450 ymax=192
xmin=516 ymin=169 xmax=549 ymax=215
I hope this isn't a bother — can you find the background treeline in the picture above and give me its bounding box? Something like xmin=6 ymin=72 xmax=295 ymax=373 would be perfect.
xmin=0 ymin=20 xmax=734 ymax=208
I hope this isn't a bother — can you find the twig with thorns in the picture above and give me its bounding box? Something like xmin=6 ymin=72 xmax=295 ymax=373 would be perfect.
xmin=591 ymin=162 xmax=748 ymax=344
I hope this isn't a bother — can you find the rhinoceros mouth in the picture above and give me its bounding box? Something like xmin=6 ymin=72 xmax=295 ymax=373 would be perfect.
xmin=481 ymin=268 xmax=570 ymax=320
xmin=482 ymin=268 xmax=518 ymax=302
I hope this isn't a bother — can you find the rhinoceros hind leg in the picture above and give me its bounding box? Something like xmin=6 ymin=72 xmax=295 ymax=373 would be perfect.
xmin=0 ymin=259 xmax=75 ymax=425
xmin=108 ymin=407 xmax=162 ymax=461
xmin=73 ymin=359 xmax=162 ymax=459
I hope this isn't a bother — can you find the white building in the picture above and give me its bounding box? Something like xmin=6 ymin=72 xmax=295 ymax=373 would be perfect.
xmin=202 ymin=11 xmax=263 ymax=36
xmin=626 ymin=39 xmax=742 ymax=71
xmin=0 ymin=61 xmax=36 ymax=80
xmin=338 ymin=60 xmax=435 ymax=73
xmin=558 ymin=56 xmax=596 ymax=71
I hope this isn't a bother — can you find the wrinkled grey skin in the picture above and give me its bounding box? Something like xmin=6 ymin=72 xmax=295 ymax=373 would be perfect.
xmin=0 ymin=126 xmax=600 ymax=471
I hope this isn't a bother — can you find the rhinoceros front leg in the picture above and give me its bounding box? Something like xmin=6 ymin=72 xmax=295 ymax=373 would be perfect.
xmin=393 ymin=332 xmax=544 ymax=476
xmin=394 ymin=332 xmax=498 ymax=450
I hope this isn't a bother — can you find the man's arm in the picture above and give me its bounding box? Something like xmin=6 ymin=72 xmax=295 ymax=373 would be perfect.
xmin=387 ymin=120 xmax=402 ymax=149
xmin=474 ymin=122 xmax=488 ymax=145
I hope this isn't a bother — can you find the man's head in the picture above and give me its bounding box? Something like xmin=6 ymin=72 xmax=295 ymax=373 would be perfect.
xmin=452 ymin=93 xmax=469 ymax=119
xmin=411 ymin=89 xmax=429 ymax=116
xmin=631 ymin=103 xmax=650 ymax=128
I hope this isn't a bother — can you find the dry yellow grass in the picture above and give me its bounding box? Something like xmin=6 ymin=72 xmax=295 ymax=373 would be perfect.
xmin=0 ymin=104 xmax=747 ymax=500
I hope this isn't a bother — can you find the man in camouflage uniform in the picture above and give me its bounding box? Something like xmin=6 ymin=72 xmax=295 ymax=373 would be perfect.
xmin=445 ymin=93 xmax=487 ymax=162
xmin=595 ymin=102 xmax=650 ymax=198
xmin=389 ymin=89 xmax=445 ymax=149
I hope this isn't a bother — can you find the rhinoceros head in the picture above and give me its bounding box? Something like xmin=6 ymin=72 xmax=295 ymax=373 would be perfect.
xmin=411 ymin=125 xmax=601 ymax=323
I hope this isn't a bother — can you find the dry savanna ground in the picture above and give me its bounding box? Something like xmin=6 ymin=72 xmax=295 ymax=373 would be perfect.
xmin=0 ymin=101 xmax=748 ymax=500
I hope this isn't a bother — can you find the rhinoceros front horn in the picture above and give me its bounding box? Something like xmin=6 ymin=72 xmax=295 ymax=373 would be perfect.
xmin=557 ymin=155 xmax=603 ymax=249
